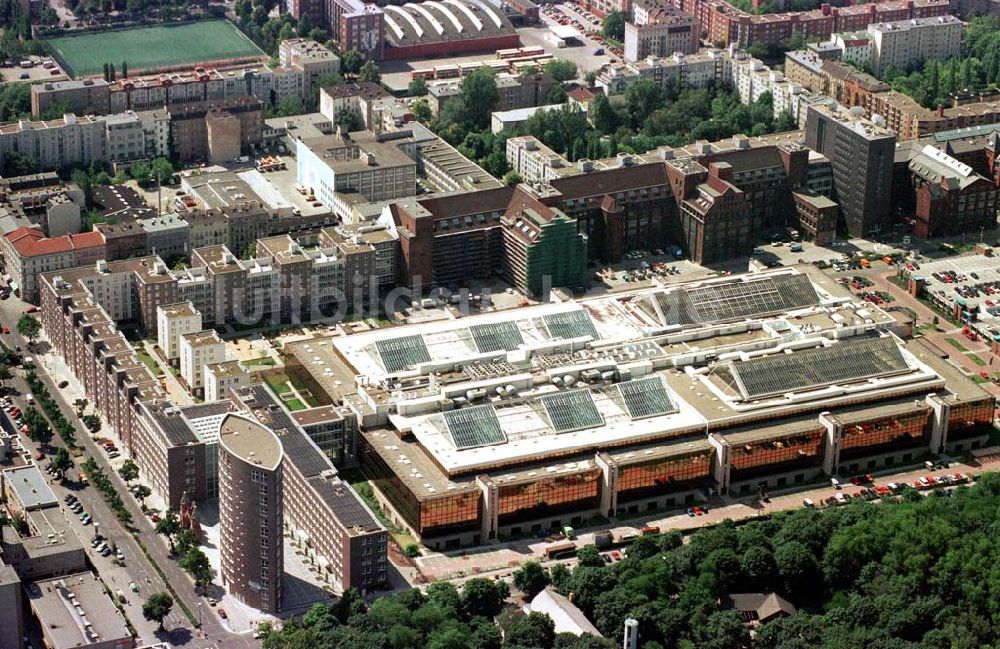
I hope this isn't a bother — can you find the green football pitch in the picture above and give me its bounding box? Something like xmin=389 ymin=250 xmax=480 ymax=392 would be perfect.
xmin=45 ymin=20 xmax=264 ymax=78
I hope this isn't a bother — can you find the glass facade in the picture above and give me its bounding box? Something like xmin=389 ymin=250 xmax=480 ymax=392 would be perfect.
xmin=205 ymin=442 xmax=218 ymax=500
xmin=361 ymin=440 xmax=422 ymax=532
xmin=946 ymin=398 xmax=995 ymax=441
xmin=839 ymin=408 xmax=931 ymax=460
xmin=729 ymin=429 xmax=825 ymax=481
xmin=360 ymin=439 xmax=481 ymax=538
xmin=419 ymin=491 xmax=481 ymax=538
xmin=497 ymin=469 xmax=601 ymax=527
xmin=616 ymin=450 xmax=713 ymax=502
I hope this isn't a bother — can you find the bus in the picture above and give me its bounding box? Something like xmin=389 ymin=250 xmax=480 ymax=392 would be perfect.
xmin=458 ymin=62 xmax=483 ymax=75
xmin=508 ymin=54 xmax=552 ymax=67
xmin=544 ymin=540 xmax=577 ymax=560
xmin=410 ymin=69 xmax=435 ymax=80
xmin=434 ymin=64 xmax=460 ymax=78
xmin=486 ymin=60 xmax=509 ymax=73
xmin=497 ymin=48 xmax=522 ymax=60
xmin=519 ymin=45 xmax=545 ymax=57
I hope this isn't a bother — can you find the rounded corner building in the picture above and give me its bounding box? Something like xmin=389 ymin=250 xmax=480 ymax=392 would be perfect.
xmin=218 ymin=413 xmax=284 ymax=613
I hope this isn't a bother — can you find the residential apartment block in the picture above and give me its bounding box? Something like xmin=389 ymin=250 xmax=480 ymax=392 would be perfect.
xmin=1 ymin=227 xmax=106 ymax=303
xmin=180 ymin=330 xmax=227 ymax=395
xmin=0 ymin=172 xmax=85 ymax=238
xmin=37 ymin=261 xmax=388 ymax=595
xmin=425 ymin=73 xmax=558 ymax=116
xmin=868 ymin=15 xmax=962 ymax=77
xmin=278 ymin=38 xmax=341 ymax=95
xmin=204 ymin=360 xmax=251 ymax=402
xmin=229 ymin=385 xmax=388 ymax=592
xmin=0 ymin=110 xmax=170 ymax=175
xmin=30 ymin=78 xmax=111 ymax=118
xmin=641 ymin=0 xmax=948 ymax=49
xmin=597 ymin=49 xmax=729 ymax=96
xmin=32 ymin=40 xmax=339 ymax=118
xmin=156 ymin=301 xmax=202 ymax=361
xmin=0 ymin=114 xmax=107 ymax=174
xmin=168 ymin=98 xmax=264 ymax=163
xmin=625 ymin=5 xmax=700 ymax=61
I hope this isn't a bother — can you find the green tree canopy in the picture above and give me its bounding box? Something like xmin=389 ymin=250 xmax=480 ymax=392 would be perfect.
xmin=460 ymin=68 xmax=499 ymax=130
xmin=512 ymin=560 xmax=550 ymax=598
xmin=602 ymin=10 xmax=624 ymax=40
xmin=50 ymin=447 xmax=72 ymax=479
xmin=118 ymin=459 xmax=139 ymax=484
xmin=544 ymin=59 xmax=578 ymax=82
xmin=142 ymin=592 xmax=173 ymax=630
xmin=409 ymin=76 xmax=427 ymax=96
xmin=358 ymin=60 xmax=381 ymax=84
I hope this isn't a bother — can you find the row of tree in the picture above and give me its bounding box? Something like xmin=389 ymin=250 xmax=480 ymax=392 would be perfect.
xmin=154 ymin=510 xmax=215 ymax=588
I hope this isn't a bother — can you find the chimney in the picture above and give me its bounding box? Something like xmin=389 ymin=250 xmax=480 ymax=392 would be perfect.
xmin=708 ymin=161 xmax=734 ymax=182
xmin=623 ymin=619 xmax=638 ymax=649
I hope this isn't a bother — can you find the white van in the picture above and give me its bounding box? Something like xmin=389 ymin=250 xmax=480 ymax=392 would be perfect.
xmin=802 ymin=498 xmax=815 ymax=508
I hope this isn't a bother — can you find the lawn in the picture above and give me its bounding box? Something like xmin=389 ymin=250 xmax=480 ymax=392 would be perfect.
xmin=134 ymin=348 xmax=162 ymax=376
xmin=263 ymin=373 xmax=291 ymax=396
xmin=966 ymin=353 xmax=988 ymax=367
xmin=244 ymin=356 xmax=276 ymax=367
xmin=945 ymin=338 xmax=969 ymax=352
xmin=284 ymin=398 xmax=306 ymax=411
xmin=45 ymin=20 xmax=263 ymax=78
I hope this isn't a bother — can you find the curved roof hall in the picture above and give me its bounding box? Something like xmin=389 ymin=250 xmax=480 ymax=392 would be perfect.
xmin=425 ymin=1 xmax=465 ymax=32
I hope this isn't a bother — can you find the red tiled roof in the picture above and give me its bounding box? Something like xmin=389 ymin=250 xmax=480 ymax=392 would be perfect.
xmin=6 ymin=225 xmax=44 ymax=245
xmin=5 ymin=226 xmax=104 ymax=257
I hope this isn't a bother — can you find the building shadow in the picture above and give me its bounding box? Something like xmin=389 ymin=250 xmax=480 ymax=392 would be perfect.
xmin=279 ymin=572 xmax=335 ymax=615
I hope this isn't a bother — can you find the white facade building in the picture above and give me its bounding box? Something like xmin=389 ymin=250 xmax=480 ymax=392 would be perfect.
xmin=868 ymin=15 xmax=962 ymax=77
xmin=179 ymin=329 xmax=226 ymax=394
xmin=156 ymin=302 xmax=202 ymax=362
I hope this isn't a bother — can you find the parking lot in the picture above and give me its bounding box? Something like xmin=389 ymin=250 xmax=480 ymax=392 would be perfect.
xmin=913 ymin=254 xmax=1000 ymax=317
xmin=0 ymin=56 xmax=68 ymax=84
xmin=538 ymin=1 xmax=622 ymax=59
